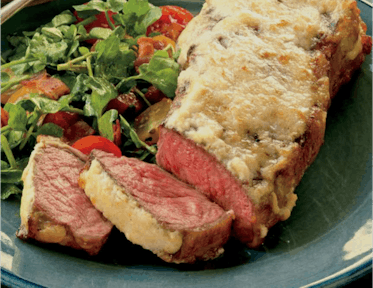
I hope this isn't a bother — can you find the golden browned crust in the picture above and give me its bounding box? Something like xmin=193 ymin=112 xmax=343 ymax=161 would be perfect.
xmin=163 ymin=0 xmax=371 ymax=248
xmin=248 ymin=107 xmax=326 ymax=247
xmin=312 ymin=1 xmax=372 ymax=102
xmin=246 ymin=2 xmax=371 ymax=247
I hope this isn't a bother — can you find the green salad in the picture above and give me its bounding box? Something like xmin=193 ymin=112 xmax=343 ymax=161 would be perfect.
xmin=1 ymin=0 xmax=193 ymax=200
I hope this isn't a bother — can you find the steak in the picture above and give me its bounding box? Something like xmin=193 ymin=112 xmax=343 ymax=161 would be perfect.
xmin=79 ymin=150 xmax=234 ymax=263
xmin=156 ymin=0 xmax=372 ymax=247
xmin=17 ymin=137 xmax=113 ymax=255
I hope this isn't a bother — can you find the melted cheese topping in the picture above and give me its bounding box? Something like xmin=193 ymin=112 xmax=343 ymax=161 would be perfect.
xmin=80 ymin=160 xmax=183 ymax=256
xmin=165 ymin=0 xmax=358 ymax=187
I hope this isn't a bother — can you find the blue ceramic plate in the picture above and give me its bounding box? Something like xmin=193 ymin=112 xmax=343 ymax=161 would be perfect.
xmin=1 ymin=1 xmax=372 ymax=287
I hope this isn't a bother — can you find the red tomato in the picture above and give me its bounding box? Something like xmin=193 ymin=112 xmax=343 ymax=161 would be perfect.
xmin=146 ymin=6 xmax=193 ymax=41
xmin=1 ymin=107 xmax=9 ymax=128
xmin=144 ymin=85 xmax=166 ymax=104
xmin=105 ymin=92 xmax=144 ymax=117
xmin=43 ymin=111 xmax=80 ymax=131
xmin=72 ymin=135 xmax=122 ymax=157
xmin=63 ymin=120 xmax=95 ymax=145
xmin=74 ymin=8 xmax=116 ymax=44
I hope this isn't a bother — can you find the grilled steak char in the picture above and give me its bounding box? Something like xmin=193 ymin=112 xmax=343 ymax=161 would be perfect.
xmin=157 ymin=0 xmax=372 ymax=247
xmin=79 ymin=150 xmax=234 ymax=263
xmin=17 ymin=137 xmax=113 ymax=255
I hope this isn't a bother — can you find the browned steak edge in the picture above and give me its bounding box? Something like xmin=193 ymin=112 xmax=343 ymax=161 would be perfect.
xmin=159 ymin=211 xmax=234 ymax=263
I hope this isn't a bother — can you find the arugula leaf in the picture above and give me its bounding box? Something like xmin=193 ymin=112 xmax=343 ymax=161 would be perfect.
xmin=7 ymin=35 xmax=29 ymax=48
xmin=1 ymin=183 xmax=22 ymax=200
xmin=108 ymin=0 xmax=127 ymax=12
xmin=116 ymin=78 xmax=136 ymax=94
xmin=71 ymin=73 xmax=90 ymax=96
xmin=113 ymin=0 xmax=161 ymax=37
xmin=123 ymin=50 xmax=179 ymax=98
xmin=82 ymin=94 xmax=96 ymax=117
xmin=4 ymin=103 xmax=28 ymax=132
xmin=53 ymin=72 xmax=77 ymax=90
xmin=135 ymin=3 xmax=162 ymax=34
xmin=31 ymin=60 xmax=46 ymax=74
xmin=29 ymin=94 xmax=63 ymax=114
xmin=58 ymin=93 xmax=77 ymax=107
xmin=29 ymin=94 xmax=83 ymax=115
xmin=119 ymin=115 xmax=156 ymax=154
xmin=173 ymin=48 xmax=182 ymax=61
xmin=8 ymin=59 xmax=30 ymax=75
xmin=8 ymin=44 xmax=29 ymax=61
xmin=94 ymin=33 xmax=136 ymax=81
xmin=73 ymin=0 xmax=125 ymax=15
xmin=1 ymin=169 xmax=23 ymax=184
xmin=73 ymin=0 xmax=109 ymax=13
xmin=5 ymin=36 xmax=30 ymax=72
xmin=83 ymin=77 xmax=118 ymax=117
xmin=16 ymin=99 xmax=36 ymax=112
xmin=41 ymin=27 xmax=64 ymax=41
xmin=98 ymin=109 xmax=118 ymax=141
xmin=95 ymin=31 xmax=119 ymax=61
xmin=1 ymin=161 xmax=10 ymax=169
xmin=79 ymin=47 xmax=90 ymax=56
xmin=29 ymin=33 xmax=68 ymax=64
xmin=124 ymin=0 xmax=151 ymax=17
xmin=125 ymin=147 xmax=156 ymax=162
xmin=1 ymin=134 xmax=17 ymax=168
xmin=27 ymin=109 xmax=42 ymax=127
xmin=59 ymin=74 xmax=91 ymax=116
xmin=7 ymin=130 xmax=25 ymax=149
xmin=1 ymin=71 xmax=10 ymax=82
xmin=59 ymin=25 xmax=78 ymax=40
xmin=67 ymin=40 xmax=80 ymax=58
xmin=89 ymin=27 xmax=113 ymax=40
xmin=35 ymin=123 xmax=64 ymax=138
xmin=51 ymin=10 xmax=77 ymax=27
xmin=77 ymin=25 xmax=89 ymax=40
xmin=1 ymin=156 xmax=29 ymax=180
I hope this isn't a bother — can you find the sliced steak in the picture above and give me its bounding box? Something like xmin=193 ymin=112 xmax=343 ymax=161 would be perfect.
xmin=157 ymin=0 xmax=371 ymax=247
xmin=17 ymin=137 xmax=113 ymax=255
xmin=79 ymin=150 xmax=234 ymax=264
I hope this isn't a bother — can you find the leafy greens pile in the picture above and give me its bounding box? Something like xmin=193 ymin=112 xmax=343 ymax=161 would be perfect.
xmin=1 ymin=0 xmax=181 ymax=199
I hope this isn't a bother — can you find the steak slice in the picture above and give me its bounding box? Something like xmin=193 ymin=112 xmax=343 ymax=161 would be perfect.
xmin=17 ymin=137 xmax=113 ymax=255
xmin=157 ymin=0 xmax=372 ymax=247
xmin=79 ymin=150 xmax=234 ymax=264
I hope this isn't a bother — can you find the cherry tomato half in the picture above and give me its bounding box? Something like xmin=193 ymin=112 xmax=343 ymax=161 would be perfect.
xmin=72 ymin=135 xmax=122 ymax=157
xmin=146 ymin=6 xmax=194 ymax=41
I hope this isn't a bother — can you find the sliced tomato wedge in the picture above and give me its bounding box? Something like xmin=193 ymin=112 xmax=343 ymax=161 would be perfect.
xmin=72 ymin=135 xmax=122 ymax=157
xmin=146 ymin=6 xmax=193 ymax=41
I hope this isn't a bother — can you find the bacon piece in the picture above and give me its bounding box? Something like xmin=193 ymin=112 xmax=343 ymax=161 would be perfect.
xmin=22 ymin=71 xmax=70 ymax=100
